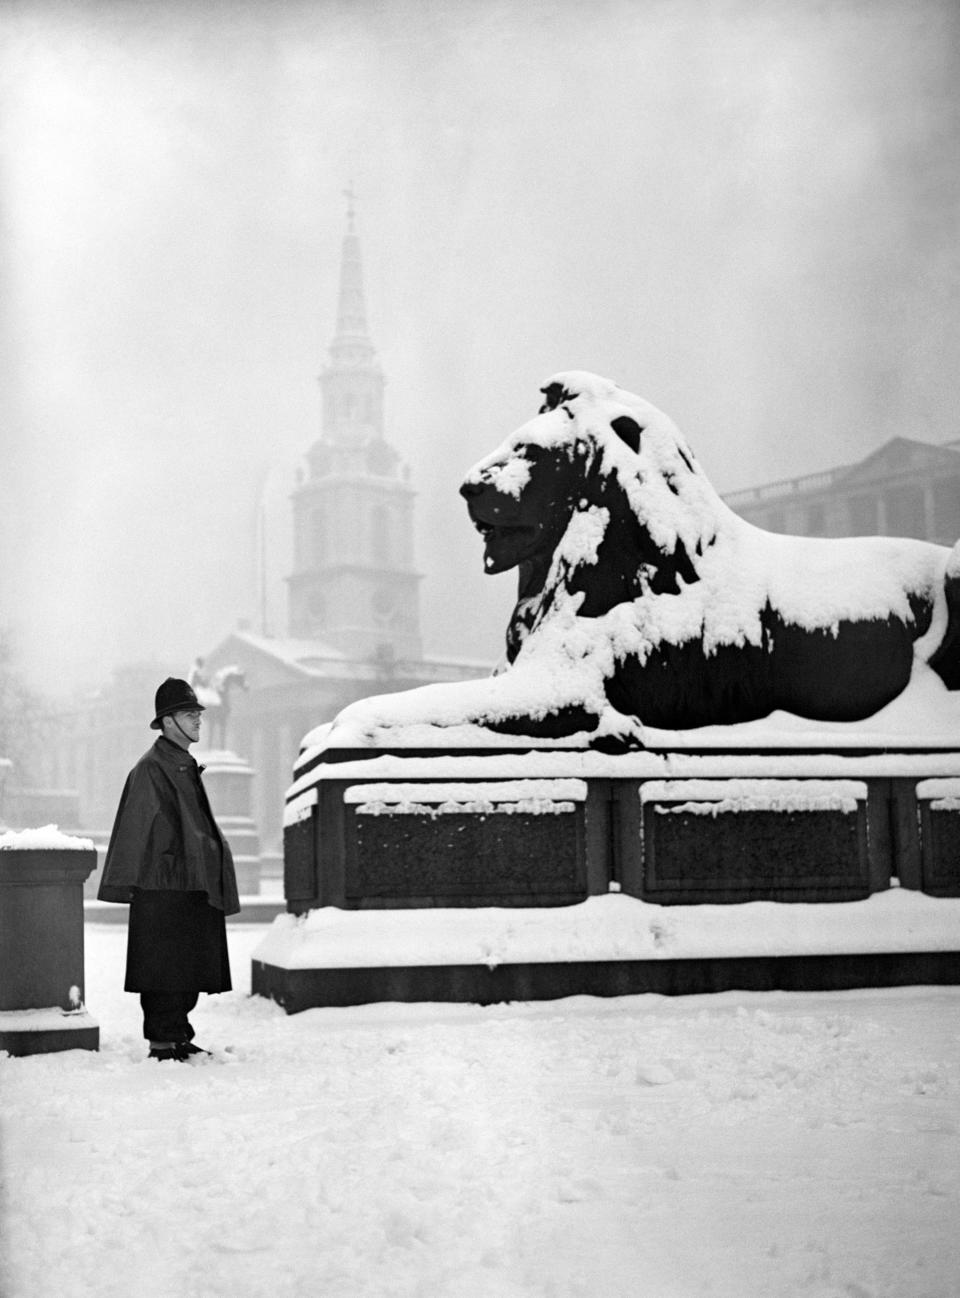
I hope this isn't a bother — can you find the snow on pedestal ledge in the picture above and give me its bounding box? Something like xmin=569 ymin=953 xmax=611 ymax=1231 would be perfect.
xmin=194 ymin=749 xmax=251 ymax=770
xmin=0 ymin=824 xmax=95 ymax=851
xmin=0 ymin=1007 xmax=98 ymax=1033
xmin=252 ymin=888 xmax=960 ymax=972
xmin=297 ymin=661 xmax=960 ymax=764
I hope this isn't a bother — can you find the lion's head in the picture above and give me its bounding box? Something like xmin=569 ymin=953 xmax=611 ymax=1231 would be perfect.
xmin=460 ymin=371 xmax=720 ymax=660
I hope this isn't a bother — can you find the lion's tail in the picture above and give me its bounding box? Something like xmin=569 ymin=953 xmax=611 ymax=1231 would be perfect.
xmin=929 ymin=540 xmax=960 ymax=689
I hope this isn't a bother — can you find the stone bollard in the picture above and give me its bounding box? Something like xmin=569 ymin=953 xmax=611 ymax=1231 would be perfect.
xmin=197 ymin=750 xmax=261 ymax=896
xmin=0 ymin=826 xmax=99 ymax=1055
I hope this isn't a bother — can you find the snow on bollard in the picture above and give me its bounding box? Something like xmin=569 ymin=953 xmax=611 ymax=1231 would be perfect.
xmin=0 ymin=825 xmax=100 ymax=1056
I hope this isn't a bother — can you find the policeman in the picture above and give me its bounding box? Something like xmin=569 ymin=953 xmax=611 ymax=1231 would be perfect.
xmin=98 ymin=678 xmax=240 ymax=1060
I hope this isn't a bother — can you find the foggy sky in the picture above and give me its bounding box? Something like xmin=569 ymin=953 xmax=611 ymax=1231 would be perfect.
xmin=2 ymin=0 xmax=959 ymax=700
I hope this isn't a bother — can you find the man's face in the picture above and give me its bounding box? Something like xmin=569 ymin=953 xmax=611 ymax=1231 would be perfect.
xmin=166 ymin=708 xmax=203 ymax=747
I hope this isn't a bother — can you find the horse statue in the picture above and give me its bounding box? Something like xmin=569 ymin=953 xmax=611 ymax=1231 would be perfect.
xmin=188 ymin=659 xmax=248 ymax=750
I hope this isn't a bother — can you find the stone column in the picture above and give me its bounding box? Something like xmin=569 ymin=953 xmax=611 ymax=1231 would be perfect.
xmin=922 ymin=482 xmax=936 ymax=542
xmin=198 ymin=750 xmax=261 ymax=896
xmin=0 ymin=834 xmax=100 ymax=1055
xmin=0 ymin=757 xmax=11 ymax=830
xmin=876 ymin=491 xmax=888 ymax=535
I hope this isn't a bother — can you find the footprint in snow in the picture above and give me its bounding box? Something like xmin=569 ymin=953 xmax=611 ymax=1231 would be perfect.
xmin=634 ymin=1063 xmax=675 ymax=1086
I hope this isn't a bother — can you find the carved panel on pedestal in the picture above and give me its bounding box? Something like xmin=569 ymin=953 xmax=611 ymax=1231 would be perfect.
xmin=343 ymin=779 xmax=587 ymax=907
xmin=917 ymin=780 xmax=960 ymax=897
xmin=637 ymin=779 xmax=871 ymax=904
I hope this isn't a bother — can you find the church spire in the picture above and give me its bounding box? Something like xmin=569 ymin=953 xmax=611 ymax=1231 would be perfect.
xmin=317 ymin=190 xmax=387 ymax=453
xmin=329 ymin=184 xmax=376 ymax=366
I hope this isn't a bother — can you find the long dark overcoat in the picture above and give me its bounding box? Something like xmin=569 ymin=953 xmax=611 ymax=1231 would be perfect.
xmin=99 ymin=736 xmax=240 ymax=992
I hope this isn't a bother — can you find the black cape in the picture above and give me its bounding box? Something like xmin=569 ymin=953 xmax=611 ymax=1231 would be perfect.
xmin=98 ymin=736 xmax=240 ymax=915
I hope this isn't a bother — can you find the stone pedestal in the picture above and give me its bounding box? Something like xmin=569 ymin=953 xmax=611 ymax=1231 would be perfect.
xmin=265 ymin=743 xmax=960 ymax=1010
xmin=0 ymin=843 xmax=99 ymax=1055
xmin=198 ymin=750 xmax=261 ymax=896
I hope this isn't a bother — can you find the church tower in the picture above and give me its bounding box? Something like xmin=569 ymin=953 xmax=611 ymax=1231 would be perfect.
xmin=287 ymin=194 xmax=423 ymax=662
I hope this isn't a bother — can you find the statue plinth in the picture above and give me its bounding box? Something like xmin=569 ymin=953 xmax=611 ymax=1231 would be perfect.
xmin=253 ymin=731 xmax=960 ymax=1012
xmin=198 ymin=749 xmax=261 ymax=896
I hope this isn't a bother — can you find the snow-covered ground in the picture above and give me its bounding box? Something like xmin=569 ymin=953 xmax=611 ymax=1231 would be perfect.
xmin=2 ymin=924 xmax=959 ymax=1298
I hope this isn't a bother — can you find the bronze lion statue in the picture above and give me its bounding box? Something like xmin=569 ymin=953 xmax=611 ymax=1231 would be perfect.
xmin=456 ymin=370 xmax=960 ymax=739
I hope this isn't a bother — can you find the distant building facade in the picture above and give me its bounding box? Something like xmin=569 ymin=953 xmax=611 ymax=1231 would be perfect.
xmin=15 ymin=661 xmax=176 ymax=841
xmin=724 ymin=437 xmax=960 ymax=545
